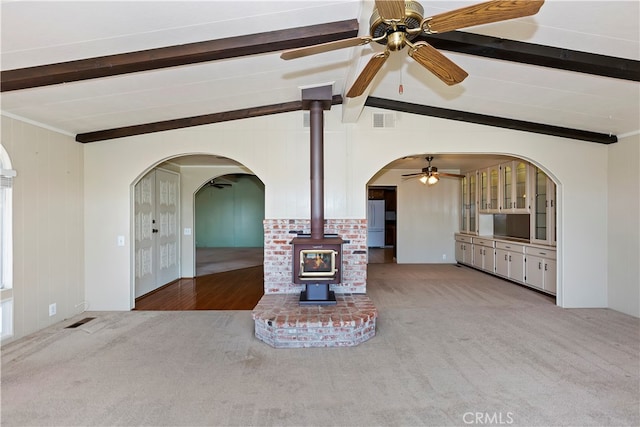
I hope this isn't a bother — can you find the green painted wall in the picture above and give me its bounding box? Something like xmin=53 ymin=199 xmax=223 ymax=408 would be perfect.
xmin=195 ymin=175 xmax=265 ymax=247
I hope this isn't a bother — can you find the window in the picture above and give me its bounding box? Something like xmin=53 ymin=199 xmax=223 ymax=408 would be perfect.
xmin=0 ymin=145 xmax=15 ymax=340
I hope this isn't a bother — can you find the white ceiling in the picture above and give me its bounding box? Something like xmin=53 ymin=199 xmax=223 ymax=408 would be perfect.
xmin=1 ymin=0 xmax=639 ymax=171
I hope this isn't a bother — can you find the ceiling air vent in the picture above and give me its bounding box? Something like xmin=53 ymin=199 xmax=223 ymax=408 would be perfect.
xmin=373 ymin=112 xmax=395 ymax=128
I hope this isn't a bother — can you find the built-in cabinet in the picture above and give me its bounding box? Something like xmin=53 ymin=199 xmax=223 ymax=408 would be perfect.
xmin=455 ymin=158 xmax=556 ymax=296
xmin=455 ymin=233 xmax=556 ymax=296
xmin=495 ymin=241 xmax=525 ymax=283
xmin=460 ymin=172 xmax=477 ymax=234
xmin=524 ymin=246 xmax=556 ymax=294
xmin=501 ymin=160 xmax=529 ymax=213
xmin=479 ymin=162 xmax=530 ymax=214
xmin=531 ymin=167 xmax=556 ymax=246
xmin=472 ymin=237 xmax=495 ymax=273
xmin=454 ymin=234 xmax=472 ymax=265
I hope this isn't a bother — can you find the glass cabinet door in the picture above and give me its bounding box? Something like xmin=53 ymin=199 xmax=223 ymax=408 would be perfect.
xmin=535 ymin=168 xmax=547 ymax=241
xmin=502 ymin=163 xmax=512 ymax=210
xmin=461 ymin=176 xmax=468 ymax=231
xmin=515 ymin=161 xmax=527 ymax=209
xmin=480 ymin=170 xmax=488 ymax=211
xmin=469 ymin=173 xmax=476 ymax=233
xmin=489 ymin=166 xmax=499 ymax=211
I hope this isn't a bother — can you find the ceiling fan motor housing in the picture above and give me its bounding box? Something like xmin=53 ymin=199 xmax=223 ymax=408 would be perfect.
xmin=369 ymin=0 xmax=425 ymax=45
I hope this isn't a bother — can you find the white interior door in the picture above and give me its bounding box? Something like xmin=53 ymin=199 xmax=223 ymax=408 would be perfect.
xmin=155 ymin=169 xmax=180 ymax=286
xmin=134 ymin=169 xmax=180 ymax=299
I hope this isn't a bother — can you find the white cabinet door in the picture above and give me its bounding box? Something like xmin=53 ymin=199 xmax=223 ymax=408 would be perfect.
xmin=509 ymin=252 xmax=525 ymax=284
xmin=543 ymin=259 xmax=557 ymax=294
xmin=495 ymin=248 xmax=509 ymax=277
xmin=525 ymin=255 xmax=545 ymax=289
xmin=525 ymin=247 xmax=555 ymax=294
xmin=473 ymin=245 xmax=485 ymax=269
xmin=455 ymin=236 xmax=472 ymax=265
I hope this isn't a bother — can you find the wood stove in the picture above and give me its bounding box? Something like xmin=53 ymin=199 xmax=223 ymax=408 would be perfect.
xmin=292 ymin=85 xmax=343 ymax=305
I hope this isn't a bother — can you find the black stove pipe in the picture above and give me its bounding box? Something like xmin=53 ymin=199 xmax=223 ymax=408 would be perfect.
xmin=309 ymin=100 xmax=324 ymax=240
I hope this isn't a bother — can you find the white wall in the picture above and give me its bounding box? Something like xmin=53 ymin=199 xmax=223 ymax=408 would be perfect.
xmin=607 ymin=133 xmax=640 ymax=317
xmin=370 ymin=168 xmax=460 ymax=263
xmin=82 ymin=106 xmax=613 ymax=312
xmin=1 ymin=116 xmax=84 ymax=343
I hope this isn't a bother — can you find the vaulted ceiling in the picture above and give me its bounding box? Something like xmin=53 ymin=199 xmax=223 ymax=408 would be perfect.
xmin=1 ymin=1 xmax=639 ymax=146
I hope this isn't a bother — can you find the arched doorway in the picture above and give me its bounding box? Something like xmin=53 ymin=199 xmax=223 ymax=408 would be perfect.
xmin=366 ymin=152 xmax=559 ymax=302
xmin=132 ymin=155 xmax=265 ymax=310
xmin=194 ymin=173 xmax=265 ymax=276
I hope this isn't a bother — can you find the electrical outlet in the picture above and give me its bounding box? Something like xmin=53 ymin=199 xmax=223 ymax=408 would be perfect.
xmin=49 ymin=303 xmax=57 ymax=317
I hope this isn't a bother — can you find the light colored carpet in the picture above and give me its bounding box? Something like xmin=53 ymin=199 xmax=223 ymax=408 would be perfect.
xmin=2 ymin=264 xmax=639 ymax=426
xmin=196 ymin=247 xmax=263 ymax=276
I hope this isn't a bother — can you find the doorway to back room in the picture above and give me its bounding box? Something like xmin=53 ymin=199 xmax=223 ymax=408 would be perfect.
xmin=194 ymin=173 xmax=265 ymax=276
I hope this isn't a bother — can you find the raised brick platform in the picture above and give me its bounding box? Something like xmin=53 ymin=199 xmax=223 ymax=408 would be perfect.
xmin=252 ymin=293 xmax=377 ymax=348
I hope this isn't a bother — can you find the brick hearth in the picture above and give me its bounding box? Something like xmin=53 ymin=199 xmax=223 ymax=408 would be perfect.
xmin=252 ymin=293 xmax=377 ymax=348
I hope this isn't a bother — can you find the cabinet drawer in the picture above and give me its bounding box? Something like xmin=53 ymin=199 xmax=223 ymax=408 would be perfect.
xmin=495 ymin=241 xmax=525 ymax=252
xmin=472 ymin=238 xmax=495 ymax=247
xmin=525 ymin=246 xmax=556 ymax=258
xmin=455 ymin=234 xmax=473 ymax=243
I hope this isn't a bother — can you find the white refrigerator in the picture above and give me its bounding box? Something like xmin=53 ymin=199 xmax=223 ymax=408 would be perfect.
xmin=367 ymin=199 xmax=385 ymax=247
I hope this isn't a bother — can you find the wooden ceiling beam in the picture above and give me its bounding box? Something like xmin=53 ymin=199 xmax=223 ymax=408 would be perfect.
xmin=418 ymin=31 xmax=639 ymax=82
xmin=1 ymin=20 xmax=359 ymax=92
xmin=75 ymin=96 xmax=344 ymax=143
xmin=365 ymin=97 xmax=618 ymax=144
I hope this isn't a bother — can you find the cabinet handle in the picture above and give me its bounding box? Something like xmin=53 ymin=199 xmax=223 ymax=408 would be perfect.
xmin=544 ymin=263 xmax=548 ymax=271
xmin=538 ymin=262 xmax=542 ymax=269
xmin=509 ymin=255 xmax=512 ymax=262
xmin=504 ymin=254 xmax=508 ymax=261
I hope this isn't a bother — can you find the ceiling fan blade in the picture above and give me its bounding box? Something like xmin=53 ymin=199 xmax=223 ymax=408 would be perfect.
xmin=401 ymin=172 xmax=423 ymax=177
xmin=346 ymin=51 xmax=390 ymax=98
xmin=409 ymin=42 xmax=468 ymax=86
xmin=424 ymin=0 xmax=544 ymax=34
xmin=438 ymin=172 xmax=466 ymax=179
xmin=280 ymin=36 xmax=372 ymax=60
xmin=375 ymin=0 xmax=406 ymax=21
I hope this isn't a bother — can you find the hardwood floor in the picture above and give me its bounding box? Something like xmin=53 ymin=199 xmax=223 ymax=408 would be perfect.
xmin=135 ymin=247 xmax=396 ymax=311
xmin=135 ymin=266 xmax=264 ymax=310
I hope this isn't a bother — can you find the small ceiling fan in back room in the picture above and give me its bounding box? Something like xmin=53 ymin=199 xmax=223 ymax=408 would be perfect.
xmin=402 ymin=156 xmax=464 ymax=185
xmin=281 ymin=0 xmax=544 ymax=97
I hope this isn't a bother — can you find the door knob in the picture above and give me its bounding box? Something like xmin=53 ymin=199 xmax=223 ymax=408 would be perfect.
xmin=152 ymin=228 xmax=159 ymax=233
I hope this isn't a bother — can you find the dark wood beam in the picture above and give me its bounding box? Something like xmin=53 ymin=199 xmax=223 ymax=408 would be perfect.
xmin=365 ymin=97 xmax=617 ymax=144
xmin=76 ymin=95 xmax=344 ymax=143
xmin=1 ymin=20 xmax=359 ymax=92
xmin=418 ymin=31 xmax=640 ymax=82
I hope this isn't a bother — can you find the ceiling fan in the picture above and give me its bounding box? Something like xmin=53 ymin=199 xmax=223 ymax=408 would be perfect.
xmin=402 ymin=156 xmax=464 ymax=185
xmin=281 ymin=0 xmax=544 ymax=97
xmin=207 ymin=179 xmax=232 ymax=189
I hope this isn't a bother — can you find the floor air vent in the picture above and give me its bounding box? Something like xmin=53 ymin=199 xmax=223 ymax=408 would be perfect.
xmin=66 ymin=317 xmax=96 ymax=328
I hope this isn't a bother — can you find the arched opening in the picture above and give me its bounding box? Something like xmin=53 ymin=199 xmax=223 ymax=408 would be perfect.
xmin=366 ymin=152 xmax=559 ymax=303
xmin=131 ymin=154 xmax=265 ymax=310
xmin=194 ymin=173 xmax=265 ymax=276
xmin=0 ymin=145 xmax=15 ymax=340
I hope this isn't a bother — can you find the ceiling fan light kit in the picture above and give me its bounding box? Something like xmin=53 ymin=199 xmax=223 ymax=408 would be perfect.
xmin=280 ymin=0 xmax=544 ymax=97
xmin=403 ymin=156 xmax=464 ymax=187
